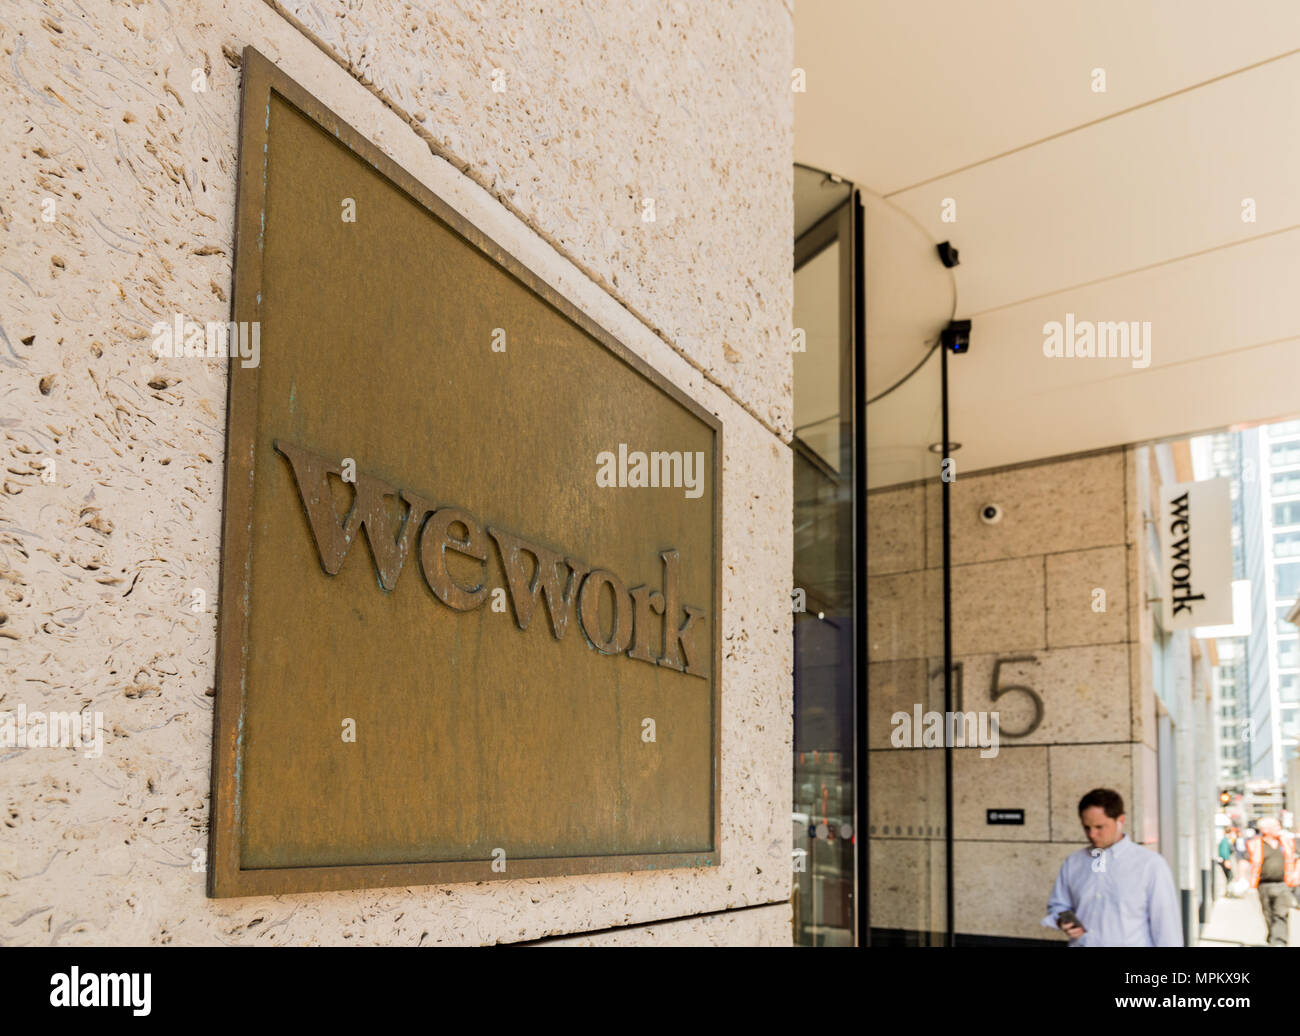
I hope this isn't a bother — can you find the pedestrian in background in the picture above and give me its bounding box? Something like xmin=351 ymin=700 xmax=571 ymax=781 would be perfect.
xmin=1246 ymin=817 xmax=1298 ymax=946
xmin=1217 ymin=829 xmax=1236 ymax=894
xmin=1236 ymin=827 xmax=1250 ymax=885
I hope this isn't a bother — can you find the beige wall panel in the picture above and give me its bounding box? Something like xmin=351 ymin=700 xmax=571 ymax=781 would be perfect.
xmin=955 ymin=840 xmax=1074 ymax=942
xmin=926 ymin=451 xmax=1126 ymax=567
xmin=953 ymin=746 xmax=1049 ymax=842
xmin=1046 ymin=545 xmax=1130 ymax=648
xmin=1049 ymin=743 xmax=1135 ymax=842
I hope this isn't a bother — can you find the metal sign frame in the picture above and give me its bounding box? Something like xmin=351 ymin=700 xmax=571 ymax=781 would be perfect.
xmin=208 ymin=48 xmax=721 ymax=897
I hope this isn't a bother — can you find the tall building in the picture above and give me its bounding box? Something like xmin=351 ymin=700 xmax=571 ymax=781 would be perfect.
xmin=1233 ymin=420 xmax=1300 ymax=784
xmin=1261 ymin=422 xmax=1300 ymax=765
xmin=1199 ymin=432 xmax=1249 ymax=789
xmin=1241 ymin=427 xmax=1277 ymax=780
xmin=1214 ymin=641 xmax=1249 ymax=787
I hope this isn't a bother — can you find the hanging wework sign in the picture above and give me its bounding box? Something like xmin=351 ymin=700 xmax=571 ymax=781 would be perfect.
xmin=208 ymin=51 xmax=720 ymax=897
xmin=1159 ymin=478 xmax=1233 ymax=632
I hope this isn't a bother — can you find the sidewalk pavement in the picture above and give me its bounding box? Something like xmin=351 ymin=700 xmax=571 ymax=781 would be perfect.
xmin=1198 ymin=864 xmax=1300 ymax=947
xmin=1199 ymin=888 xmax=1270 ymax=947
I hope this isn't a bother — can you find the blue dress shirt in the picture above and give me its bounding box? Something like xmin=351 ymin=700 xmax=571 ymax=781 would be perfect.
xmin=1041 ymin=834 xmax=1183 ymax=946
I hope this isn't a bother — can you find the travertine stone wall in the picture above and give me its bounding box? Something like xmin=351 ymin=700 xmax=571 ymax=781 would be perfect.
xmin=0 ymin=0 xmax=793 ymax=945
xmin=867 ymin=446 xmax=1159 ymax=941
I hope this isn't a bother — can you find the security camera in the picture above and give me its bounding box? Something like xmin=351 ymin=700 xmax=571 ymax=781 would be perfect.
xmin=979 ymin=503 xmax=1003 ymax=525
xmin=942 ymin=319 xmax=972 ymax=353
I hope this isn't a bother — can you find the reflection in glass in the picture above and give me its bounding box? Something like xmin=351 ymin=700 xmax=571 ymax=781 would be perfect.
xmin=791 ymin=164 xmax=954 ymax=946
xmin=792 ymin=166 xmax=854 ymax=946
xmin=794 ymin=242 xmax=843 ymax=474
xmin=862 ymin=185 xmax=954 ymax=944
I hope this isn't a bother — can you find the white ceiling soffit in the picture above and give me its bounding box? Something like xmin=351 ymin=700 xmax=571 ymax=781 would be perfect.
xmin=795 ymin=0 xmax=1300 ymax=476
xmin=795 ymin=0 xmax=1300 ymax=196
xmin=889 ymin=52 xmax=1300 ymax=315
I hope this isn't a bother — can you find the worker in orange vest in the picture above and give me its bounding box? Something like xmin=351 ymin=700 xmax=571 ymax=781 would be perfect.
xmin=1247 ymin=817 xmax=1299 ymax=946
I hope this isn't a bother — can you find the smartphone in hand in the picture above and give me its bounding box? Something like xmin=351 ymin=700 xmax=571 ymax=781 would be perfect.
xmin=1058 ymin=909 xmax=1086 ymax=934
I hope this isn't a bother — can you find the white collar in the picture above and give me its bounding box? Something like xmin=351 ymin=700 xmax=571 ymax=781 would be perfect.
xmin=1089 ymin=833 xmax=1128 ymax=857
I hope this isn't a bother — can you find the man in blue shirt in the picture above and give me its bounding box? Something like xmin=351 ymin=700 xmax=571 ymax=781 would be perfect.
xmin=1041 ymin=788 xmax=1183 ymax=946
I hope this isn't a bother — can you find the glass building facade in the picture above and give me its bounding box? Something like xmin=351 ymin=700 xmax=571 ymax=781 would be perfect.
xmin=792 ymin=164 xmax=955 ymax=945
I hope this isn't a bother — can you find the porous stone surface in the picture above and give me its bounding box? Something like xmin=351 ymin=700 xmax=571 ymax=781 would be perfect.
xmin=0 ymin=0 xmax=792 ymax=946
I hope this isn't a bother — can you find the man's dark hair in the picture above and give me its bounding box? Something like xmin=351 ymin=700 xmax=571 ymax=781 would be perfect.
xmin=1078 ymin=788 xmax=1124 ymax=819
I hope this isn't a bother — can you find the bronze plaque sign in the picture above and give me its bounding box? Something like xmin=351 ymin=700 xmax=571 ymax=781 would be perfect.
xmin=208 ymin=50 xmax=720 ymax=897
